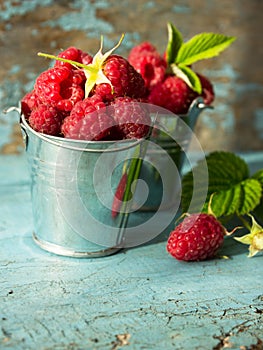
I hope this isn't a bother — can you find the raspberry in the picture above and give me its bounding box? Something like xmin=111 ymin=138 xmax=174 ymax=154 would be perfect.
xmin=93 ymin=55 xmax=147 ymax=102
xmin=128 ymin=43 xmax=167 ymax=90
xmin=198 ymin=74 xmax=215 ymax=105
xmin=29 ymin=104 xmax=65 ymax=136
xmin=167 ymin=213 xmax=225 ymax=261
xmin=54 ymin=46 xmax=92 ymax=69
xmin=148 ymin=73 xmax=215 ymax=114
xmin=21 ymin=90 xmax=40 ymax=118
xmin=148 ymin=75 xmax=198 ymax=114
xmin=111 ymin=172 xmax=128 ymax=218
xmin=61 ymin=95 xmax=115 ymax=141
xmin=34 ymin=66 xmax=85 ymax=112
xmin=128 ymin=41 xmax=158 ymax=57
xmin=110 ymin=97 xmax=151 ymax=139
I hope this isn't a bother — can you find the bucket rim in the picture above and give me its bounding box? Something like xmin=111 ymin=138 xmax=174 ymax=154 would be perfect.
xmin=20 ymin=113 xmax=145 ymax=153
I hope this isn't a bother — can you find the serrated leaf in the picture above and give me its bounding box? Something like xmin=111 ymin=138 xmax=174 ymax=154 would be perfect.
xmin=171 ymin=64 xmax=202 ymax=93
xmin=181 ymin=151 xmax=250 ymax=215
xmin=166 ymin=22 xmax=183 ymax=64
xmin=252 ymin=169 xmax=263 ymax=223
xmin=209 ymin=179 xmax=262 ymax=217
xmin=176 ymin=33 xmax=236 ymax=65
xmin=210 ymin=185 xmax=243 ymax=217
xmin=252 ymin=169 xmax=263 ymax=184
xmin=238 ymin=178 xmax=262 ymax=215
xmin=205 ymin=151 xmax=249 ymax=182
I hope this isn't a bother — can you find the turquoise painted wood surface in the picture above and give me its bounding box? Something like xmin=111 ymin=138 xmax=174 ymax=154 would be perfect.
xmin=0 ymin=153 xmax=263 ymax=350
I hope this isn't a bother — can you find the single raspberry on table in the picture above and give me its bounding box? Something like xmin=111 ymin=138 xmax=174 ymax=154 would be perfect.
xmin=29 ymin=104 xmax=65 ymax=136
xmin=128 ymin=42 xmax=167 ymax=90
xmin=166 ymin=213 xmax=225 ymax=261
xmin=34 ymin=66 xmax=85 ymax=112
xmin=61 ymin=95 xmax=115 ymax=141
xmin=110 ymin=97 xmax=151 ymax=139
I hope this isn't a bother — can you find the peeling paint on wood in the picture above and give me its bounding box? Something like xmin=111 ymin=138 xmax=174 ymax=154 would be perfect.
xmin=0 ymin=153 xmax=262 ymax=349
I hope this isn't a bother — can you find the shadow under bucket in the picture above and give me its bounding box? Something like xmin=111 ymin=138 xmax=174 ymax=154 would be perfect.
xmin=20 ymin=114 xmax=146 ymax=258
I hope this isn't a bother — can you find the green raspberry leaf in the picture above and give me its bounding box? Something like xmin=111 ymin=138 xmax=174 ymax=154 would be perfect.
xmin=170 ymin=64 xmax=202 ymax=93
xmin=176 ymin=33 xmax=236 ymax=66
xmin=181 ymin=151 xmax=257 ymax=217
xmin=204 ymin=151 xmax=249 ymax=182
xmin=210 ymin=178 xmax=262 ymax=217
xmin=166 ymin=22 xmax=183 ymax=64
xmin=209 ymin=184 xmax=243 ymax=217
xmin=252 ymin=169 xmax=263 ymax=184
xmin=251 ymin=169 xmax=263 ymax=224
xmin=238 ymin=178 xmax=262 ymax=215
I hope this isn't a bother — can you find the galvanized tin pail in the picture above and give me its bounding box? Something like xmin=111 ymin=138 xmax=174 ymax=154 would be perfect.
xmin=133 ymin=97 xmax=211 ymax=211
xmin=20 ymin=114 xmax=146 ymax=258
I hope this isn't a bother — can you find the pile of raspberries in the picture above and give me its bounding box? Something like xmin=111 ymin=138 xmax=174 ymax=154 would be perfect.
xmin=21 ymin=42 xmax=214 ymax=141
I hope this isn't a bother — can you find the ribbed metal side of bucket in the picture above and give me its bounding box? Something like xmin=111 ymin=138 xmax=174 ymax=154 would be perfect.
xmin=20 ymin=115 xmax=144 ymax=258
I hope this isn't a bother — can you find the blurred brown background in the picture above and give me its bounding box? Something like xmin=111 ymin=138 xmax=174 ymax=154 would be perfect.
xmin=0 ymin=0 xmax=262 ymax=155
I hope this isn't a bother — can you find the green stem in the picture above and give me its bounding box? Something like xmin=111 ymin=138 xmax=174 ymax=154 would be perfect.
xmin=37 ymin=52 xmax=97 ymax=73
xmin=238 ymin=215 xmax=252 ymax=231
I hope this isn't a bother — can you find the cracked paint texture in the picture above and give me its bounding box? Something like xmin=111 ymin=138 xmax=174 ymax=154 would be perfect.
xmin=0 ymin=155 xmax=262 ymax=349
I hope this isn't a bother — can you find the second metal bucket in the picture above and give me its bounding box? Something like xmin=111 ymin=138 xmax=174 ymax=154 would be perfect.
xmin=20 ymin=114 xmax=146 ymax=258
xmin=133 ymin=98 xmax=211 ymax=211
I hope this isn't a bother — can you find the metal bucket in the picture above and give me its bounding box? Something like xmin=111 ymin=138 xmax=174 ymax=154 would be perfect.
xmin=133 ymin=97 xmax=211 ymax=211
xmin=20 ymin=114 xmax=146 ymax=258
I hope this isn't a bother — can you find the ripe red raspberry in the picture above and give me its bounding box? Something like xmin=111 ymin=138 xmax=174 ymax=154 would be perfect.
xmin=110 ymin=97 xmax=151 ymax=139
xmin=29 ymin=104 xmax=65 ymax=136
xmin=111 ymin=172 xmax=128 ymax=218
xmin=148 ymin=75 xmax=198 ymax=114
xmin=61 ymin=95 xmax=115 ymax=141
xmin=21 ymin=90 xmax=40 ymax=118
xmin=54 ymin=46 xmax=93 ymax=69
xmin=93 ymin=55 xmax=147 ymax=102
xmin=128 ymin=41 xmax=158 ymax=57
xmin=198 ymin=73 xmax=215 ymax=105
xmin=148 ymin=74 xmax=215 ymax=114
xmin=167 ymin=213 xmax=225 ymax=261
xmin=128 ymin=43 xmax=167 ymax=90
xmin=34 ymin=66 xmax=85 ymax=112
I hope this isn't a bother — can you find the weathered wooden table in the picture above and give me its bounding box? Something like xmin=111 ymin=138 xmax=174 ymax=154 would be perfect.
xmin=0 ymin=153 xmax=262 ymax=350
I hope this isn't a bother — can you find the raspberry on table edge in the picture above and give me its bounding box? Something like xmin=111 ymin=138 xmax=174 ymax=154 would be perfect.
xmin=166 ymin=213 xmax=226 ymax=262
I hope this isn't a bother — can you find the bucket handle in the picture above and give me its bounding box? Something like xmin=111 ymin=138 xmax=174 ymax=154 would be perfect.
xmin=3 ymin=106 xmax=29 ymax=151
xmin=186 ymin=97 xmax=213 ymax=129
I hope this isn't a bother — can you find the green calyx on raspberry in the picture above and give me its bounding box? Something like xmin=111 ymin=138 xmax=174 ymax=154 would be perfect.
xmin=38 ymin=34 xmax=125 ymax=98
xmin=234 ymin=214 xmax=263 ymax=257
xmin=165 ymin=22 xmax=236 ymax=94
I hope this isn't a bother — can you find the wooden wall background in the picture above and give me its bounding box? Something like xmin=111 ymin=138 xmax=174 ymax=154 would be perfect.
xmin=0 ymin=0 xmax=262 ymax=154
